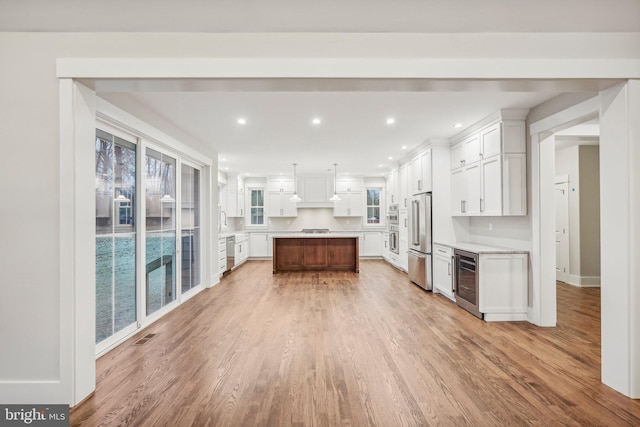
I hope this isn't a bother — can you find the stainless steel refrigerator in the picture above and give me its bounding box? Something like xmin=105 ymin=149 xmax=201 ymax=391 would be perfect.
xmin=408 ymin=192 xmax=432 ymax=291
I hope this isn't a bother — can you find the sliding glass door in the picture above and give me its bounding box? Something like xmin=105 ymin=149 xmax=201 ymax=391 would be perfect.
xmin=95 ymin=123 xmax=206 ymax=354
xmin=145 ymin=148 xmax=177 ymax=316
xmin=181 ymin=164 xmax=201 ymax=294
xmin=95 ymin=129 xmax=137 ymax=345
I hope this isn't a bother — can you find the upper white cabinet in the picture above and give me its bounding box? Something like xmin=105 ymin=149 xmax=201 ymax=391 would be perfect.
xmin=334 ymin=177 xmax=364 ymax=217
xmin=385 ymin=168 xmax=398 ymax=206
xmin=267 ymin=177 xmax=297 ymax=217
xmin=409 ymin=148 xmax=432 ymax=195
xmin=226 ymin=174 xmax=245 ymax=217
xmin=398 ymin=163 xmax=409 ymax=210
xmin=450 ymin=111 xmax=527 ymax=217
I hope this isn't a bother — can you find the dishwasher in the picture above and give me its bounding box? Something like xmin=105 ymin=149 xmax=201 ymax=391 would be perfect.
xmin=226 ymin=235 xmax=235 ymax=272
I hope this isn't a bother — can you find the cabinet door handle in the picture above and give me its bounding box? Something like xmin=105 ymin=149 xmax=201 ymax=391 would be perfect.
xmin=404 ymin=198 xmax=407 ymax=208
xmin=448 ymin=261 xmax=451 ymax=276
xmin=418 ymin=180 xmax=422 ymax=191
xmin=480 ymin=198 xmax=484 ymax=212
xmin=461 ymin=200 xmax=466 ymax=213
xmin=404 ymin=218 xmax=407 ymax=228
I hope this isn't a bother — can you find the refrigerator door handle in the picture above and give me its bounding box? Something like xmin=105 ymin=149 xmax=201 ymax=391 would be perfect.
xmin=411 ymin=199 xmax=420 ymax=246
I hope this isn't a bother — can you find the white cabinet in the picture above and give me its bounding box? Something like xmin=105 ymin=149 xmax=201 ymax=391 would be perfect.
xmin=398 ymin=163 xmax=409 ymax=210
xmin=267 ymin=178 xmax=294 ymax=192
xmin=451 ymin=163 xmax=480 ymax=216
xmin=409 ymin=149 xmax=432 ymax=195
xmin=386 ymin=168 xmax=398 ymax=206
xmin=249 ymin=233 xmax=269 ymax=258
xmin=361 ymin=231 xmax=383 ymax=257
xmin=218 ymin=237 xmax=227 ymax=276
xmin=226 ymin=175 xmax=245 ymax=217
xmin=433 ymin=244 xmax=454 ymax=300
xmin=267 ymin=191 xmax=297 ymax=217
xmin=234 ymin=233 xmax=249 ymax=266
xmin=334 ymin=177 xmax=365 ymax=217
xmin=479 ymin=252 xmax=528 ymax=321
xmin=335 ymin=178 xmax=363 ymax=193
xmin=450 ymin=114 xmax=526 ymax=217
xmin=398 ymin=210 xmax=409 ymax=271
xmin=333 ymin=191 xmax=364 ymax=217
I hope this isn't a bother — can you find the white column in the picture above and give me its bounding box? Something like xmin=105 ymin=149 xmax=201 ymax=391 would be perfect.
xmin=60 ymin=79 xmax=97 ymax=405
xmin=600 ymin=80 xmax=640 ymax=398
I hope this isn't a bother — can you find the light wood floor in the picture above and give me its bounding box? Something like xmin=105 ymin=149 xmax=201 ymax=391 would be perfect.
xmin=71 ymin=260 xmax=640 ymax=426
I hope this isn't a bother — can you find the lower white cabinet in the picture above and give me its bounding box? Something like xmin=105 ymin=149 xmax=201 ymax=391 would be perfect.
xmin=249 ymin=232 xmax=269 ymax=257
xmin=234 ymin=233 xmax=249 ymax=267
xmin=218 ymin=237 xmax=227 ymax=276
xmin=361 ymin=231 xmax=383 ymax=257
xmin=433 ymin=244 xmax=454 ymax=300
xmin=479 ymin=252 xmax=528 ymax=321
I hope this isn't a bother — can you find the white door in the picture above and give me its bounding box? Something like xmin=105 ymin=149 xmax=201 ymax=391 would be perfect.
xmin=555 ymin=180 xmax=570 ymax=283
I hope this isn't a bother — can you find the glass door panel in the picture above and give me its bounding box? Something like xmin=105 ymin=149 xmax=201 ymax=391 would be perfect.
xmin=181 ymin=164 xmax=201 ymax=294
xmin=95 ymin=129 xmax=137 ymax=344
xmin=145 ymin=148 xmax=176 ymax=315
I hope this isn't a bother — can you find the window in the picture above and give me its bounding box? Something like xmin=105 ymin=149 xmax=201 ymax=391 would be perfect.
xmin=250 ymin=189 xmax=265 ymax=225
xmin=366 ymin=188 xmax=382 ymax=224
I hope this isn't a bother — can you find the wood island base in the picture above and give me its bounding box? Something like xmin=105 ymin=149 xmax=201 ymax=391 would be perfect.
xmin=272 ymin=237 xmax=359 ymax=273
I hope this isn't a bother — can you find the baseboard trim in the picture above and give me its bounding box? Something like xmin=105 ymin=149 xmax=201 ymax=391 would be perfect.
xmin=565 ymin=274 xmax=601 ymax=287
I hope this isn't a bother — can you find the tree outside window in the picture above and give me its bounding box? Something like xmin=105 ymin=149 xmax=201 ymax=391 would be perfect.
xmin=366 ymin=188 xmax=381 ymax=224
xmin=250 ymin=189 xmax=265 ymax=225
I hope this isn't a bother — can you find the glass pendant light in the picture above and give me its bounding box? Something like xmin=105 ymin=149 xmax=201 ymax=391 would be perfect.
xmin=329 ymin=163 xmax=341 ymax=202
xmin=289 ymin=163 xmax=302 ymax=202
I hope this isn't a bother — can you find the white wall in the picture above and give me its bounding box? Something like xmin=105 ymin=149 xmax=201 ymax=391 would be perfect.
xmin=578 ymin=146 xmax=601 ymax=279
xmin=600 ymin=80 xmax=640 ymax=398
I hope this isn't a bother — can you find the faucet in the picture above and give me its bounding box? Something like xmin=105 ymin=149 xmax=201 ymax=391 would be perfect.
xmin=219 ymin=210 xmax=227 ymax=232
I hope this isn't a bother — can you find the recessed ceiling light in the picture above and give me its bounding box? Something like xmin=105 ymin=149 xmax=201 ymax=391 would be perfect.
xmin=237 ymin=118 xmax=247 ymax=125
xmin=388 ymin=156 xmax=393 ymax=160
xmin=312 ymin=117 xmax=322 ymax=125
xmin=224 ymin=166 xmax=229 ymax=170
xmin=453 ymin=123 xmax=462 ymax=128
xmin=378 ymin=164 xmax=383 ymax=168
xmin=386 ymin=117 xmax=396 ymax=125
xmin=220 ymin=157 xmax=227 ymax=162
xmin=401 ymin=145 xmax=407 ymax=150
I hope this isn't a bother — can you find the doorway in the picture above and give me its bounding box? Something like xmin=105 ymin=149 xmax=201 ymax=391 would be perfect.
xmin=554 ymin=177 xmax=570 ymax=283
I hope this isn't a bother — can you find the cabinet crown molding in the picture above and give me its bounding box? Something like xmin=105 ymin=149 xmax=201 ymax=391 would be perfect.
xmin=450 ymin=109 xmax=529 ymax=145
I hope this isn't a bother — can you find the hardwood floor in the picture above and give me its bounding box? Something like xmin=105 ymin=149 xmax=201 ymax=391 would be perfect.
xmin=71 ymin=261 xmax=640 ymax=426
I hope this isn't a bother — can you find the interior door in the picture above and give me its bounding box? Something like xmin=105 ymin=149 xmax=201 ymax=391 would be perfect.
xmin=555 ymin=180 xmax=570 ymax=283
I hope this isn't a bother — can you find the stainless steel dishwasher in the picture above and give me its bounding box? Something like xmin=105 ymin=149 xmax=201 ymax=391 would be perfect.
xmin=226 ymin=235 xmax=235 ymax=272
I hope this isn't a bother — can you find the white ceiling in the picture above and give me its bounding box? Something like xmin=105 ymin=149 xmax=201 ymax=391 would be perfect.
xmin=103 ymin=89 xmax=561 ymax=176
xmin=2 ymin=0 xmax=640 ymax=32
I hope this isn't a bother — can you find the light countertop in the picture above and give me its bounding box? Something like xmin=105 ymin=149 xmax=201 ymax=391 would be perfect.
xmin=273 ymin=233 xmax=362 ymax=239
xmin=435 ymin=241 xmax=529 ymax=254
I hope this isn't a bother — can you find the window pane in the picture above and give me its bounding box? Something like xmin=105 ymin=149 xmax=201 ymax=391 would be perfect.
xmin=113 ymin=235 xmax=136 ymax=333
xmin=146 ymin=149 xmax=177 ymax=315
xmin=257 ymin=190 xmax=264 ymax=206
xmin=180 ymin=164 xmax=201 ymax=295
xmin=367 ymin=207 xmax=381 ymax=224
xmin=95 ymin=129 xmax=137 ymax=345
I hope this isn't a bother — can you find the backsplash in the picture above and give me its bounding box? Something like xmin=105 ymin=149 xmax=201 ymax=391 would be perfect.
xmin=268 ymin=208 xmax=364 ymax=231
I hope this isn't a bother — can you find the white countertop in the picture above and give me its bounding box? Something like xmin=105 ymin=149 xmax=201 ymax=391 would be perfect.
xmin=435 ymin=241 xmax=529 ymax=254
xmin=273 ymin=232 xmax=362 ymax=238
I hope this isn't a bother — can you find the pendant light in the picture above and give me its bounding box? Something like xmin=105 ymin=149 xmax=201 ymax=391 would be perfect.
xmin=329 ymin=163 xmax=341 ymax=202
xmin=289 ymin=163 xmax=302 ymax=202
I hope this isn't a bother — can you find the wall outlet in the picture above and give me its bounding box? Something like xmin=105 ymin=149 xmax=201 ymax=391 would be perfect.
xmin=489 ymin=223 xmax=493 ymax=231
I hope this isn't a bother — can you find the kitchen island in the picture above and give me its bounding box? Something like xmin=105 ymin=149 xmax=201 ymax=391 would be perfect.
xmin=272 ymin=233 xmax=360 ymax=273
